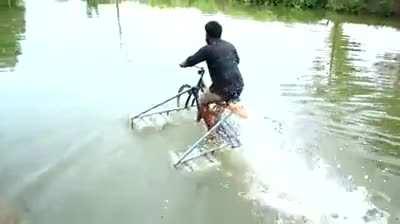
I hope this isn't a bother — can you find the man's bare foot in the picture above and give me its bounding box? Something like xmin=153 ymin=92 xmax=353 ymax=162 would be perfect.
xmin=228 ymin=103 xmax=248 ymax=119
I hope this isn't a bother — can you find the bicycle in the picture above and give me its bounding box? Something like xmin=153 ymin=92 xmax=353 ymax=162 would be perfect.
xmin=129 ymin=66 xmax=217 ymax=129
xmin=129 ymin=66 xmax=242 ymax=169
xmin=176 ymin=65 xmax=206 ymax=110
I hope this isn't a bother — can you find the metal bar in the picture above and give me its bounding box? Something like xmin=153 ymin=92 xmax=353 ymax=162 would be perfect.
xmin=115 ymin=0 xmax=123 ymax=48
xmin=219 ymin=121 xmax=238 ymax=139
xmin=178 ymin=144 xmax=227 ymax=165
xmin=130 ymin=107 xmax=193 ymax=121
xmin=130 ymin=88 xmax=193 ymax=121
xmin=174 ymin=112 xmax=233 ymax=168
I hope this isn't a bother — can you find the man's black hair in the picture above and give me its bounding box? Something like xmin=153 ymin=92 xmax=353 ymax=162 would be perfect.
xmin=205 ymin=21 xmax=222 ymax=39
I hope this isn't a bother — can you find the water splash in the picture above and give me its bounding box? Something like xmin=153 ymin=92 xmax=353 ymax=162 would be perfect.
xmin=130 ymin=109 xmax=197 ymax=132
xmin=239 ymin=116 xmax=389 ymax=224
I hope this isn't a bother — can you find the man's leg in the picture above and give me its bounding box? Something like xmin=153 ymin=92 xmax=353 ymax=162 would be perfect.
xmin=198 ymin=88 xmax=223 ymax=128
xmin=227 ymin=103 xmax=248 ymax=119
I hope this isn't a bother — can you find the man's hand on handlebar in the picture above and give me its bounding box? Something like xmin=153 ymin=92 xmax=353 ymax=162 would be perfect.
xmin=179 ymin=61 xmax=187 ymax=68
xmin=179 ymin=62 xmax=204 ymax=76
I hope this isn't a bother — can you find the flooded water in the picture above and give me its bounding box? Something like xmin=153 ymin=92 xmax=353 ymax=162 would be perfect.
xmin=1 ymin=0 xmax=400 ymax=223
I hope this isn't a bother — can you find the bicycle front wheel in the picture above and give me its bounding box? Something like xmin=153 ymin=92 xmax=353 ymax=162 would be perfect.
xmin=177 ymin=84 xmax=192 ymax=108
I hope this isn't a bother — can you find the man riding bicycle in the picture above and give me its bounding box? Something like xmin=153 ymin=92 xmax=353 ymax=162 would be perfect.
xmin=180 ymin=21 xmax=245 ymax=128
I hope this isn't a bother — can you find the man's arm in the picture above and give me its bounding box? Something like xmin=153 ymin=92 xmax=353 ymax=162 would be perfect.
xmin=180 ymin=46 xmax=208 ymax=67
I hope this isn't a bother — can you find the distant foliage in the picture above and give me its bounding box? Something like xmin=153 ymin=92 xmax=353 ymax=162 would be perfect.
xmin=250 ymin=0 xmax=325 ymax=8
xmin=0 ymin=0 xmax=24 ymax=8
xmin=377 ymin=0 xmax=395 ymax=16
xmin=237 ymin=0 xmax=396 ymax=16
xmin=326 ymin=0 xmax=366 ymax=13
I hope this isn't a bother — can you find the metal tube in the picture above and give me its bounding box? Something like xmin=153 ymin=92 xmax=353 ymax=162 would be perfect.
xmin=174 ymin=112 xmax=233 ymax=167
xmin=131 ymin=107 xmax=193 ymax=120
xmin=130 ymin=88 xmax=193 ymax=120
xmin=178 ymin=144 xmax=226 ymax=165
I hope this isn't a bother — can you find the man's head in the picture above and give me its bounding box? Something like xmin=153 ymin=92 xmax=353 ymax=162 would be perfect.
xmin=205 ymin=21 xmax=222 ymax=42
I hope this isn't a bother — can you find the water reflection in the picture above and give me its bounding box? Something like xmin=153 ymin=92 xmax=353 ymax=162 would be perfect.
xmin=147 ymin=0 xmax=326 ymax=22
xmin=84 ymin=0 xmax=123 ymax=44
xmin=145 ymin=0 xmax=400 ymax=28
xmin=0 ymin=2 xmax=25 ymax=71
xmin=310 ymin=22 xmax=400 ymax=153
xmin=300 ymin=21 xmax=400 ymax=223
xmin=327 ymin=21 xmax=356 ymax=101
xmin=369 ymin=53 xmax=400 ymax=155
xmin=86 ymin=0 xmax=100 ymax=17
xmin=85 ymin=0 xmax=120 ymax=17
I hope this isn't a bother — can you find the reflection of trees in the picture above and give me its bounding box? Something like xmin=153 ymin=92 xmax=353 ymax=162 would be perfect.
xmin=313 ymin=22 xmax=400 ymax=155
xmin=317 ymin=21 xmax=373 ymax=102
xmin=368 ymin=53 xmax=400 ymax=155
xmin=84 ymin=0 xmax=123 ymax=44
xmin=82 ymin=0 xmax=400 ymax=28
xmin=86 ymin=0 xmax=100 ymax=17
xmin=147 ymin=0 xmax=326 ymax=22
xmin=311 ymin=23 xmax=354 ymax=124
xmin=374 ymin=53 xmax=400 ymax=87
xmin=85 ymin=0 xmax=121 ymax=17
xmin=0 ymin=1 xmax=25 ymax=70
xmin=328 ymin=22 xmax=348 ymax=84
xmin=116 ymin=0 xmax=122 ymax=38
xmin=321 ymin=21 xmax=355 ymax=104
xmin=309 ymin=21 xmax=360 ymax=125
xmin=143 ymin=0 xmax=400 ymax=28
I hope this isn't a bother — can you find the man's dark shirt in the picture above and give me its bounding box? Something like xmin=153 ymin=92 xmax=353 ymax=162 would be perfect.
xmin=182 ymin=38 xmax=244 ymax=101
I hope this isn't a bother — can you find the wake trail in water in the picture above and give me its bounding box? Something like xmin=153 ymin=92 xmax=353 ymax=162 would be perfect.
xmin=8 ymin=131 xmax=102 ymax=200
xmin=238 ymin=115 xmax=389 ymax=224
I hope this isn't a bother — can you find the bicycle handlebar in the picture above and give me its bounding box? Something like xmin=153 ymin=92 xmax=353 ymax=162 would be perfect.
xmin=193 ymin=66 xmax=205 ymax=75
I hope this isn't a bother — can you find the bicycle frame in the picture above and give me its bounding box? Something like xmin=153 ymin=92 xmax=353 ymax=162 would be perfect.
xmin=129 ymin=66 xmax=206 ymax=129
xmin=129 ymin=66 xmax=242 ymax=170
